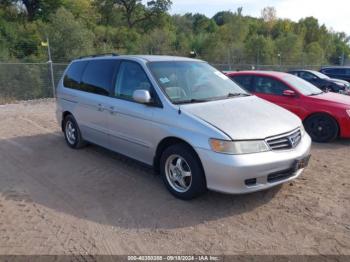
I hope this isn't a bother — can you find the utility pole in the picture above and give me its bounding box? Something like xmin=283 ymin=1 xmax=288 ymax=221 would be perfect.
xmin=227 ymin=48 xmax=232 ymax=71
xmin=277 ymin=53 xmax=282 ymax=67
xmin=46 ymin=36 xmax=55 ymax=98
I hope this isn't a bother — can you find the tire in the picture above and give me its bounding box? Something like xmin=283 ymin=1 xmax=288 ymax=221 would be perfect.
xmin=160 ymin=143 xmax=207 ymax=200
xmin=304 ymin=114 xmax=339 ymax=142
xmin=63 ymin=115 xmax=86 ymax=149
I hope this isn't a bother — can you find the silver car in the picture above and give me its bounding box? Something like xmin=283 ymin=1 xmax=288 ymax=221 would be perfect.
xmin=56 ymin=55 xmax=311 ymax=200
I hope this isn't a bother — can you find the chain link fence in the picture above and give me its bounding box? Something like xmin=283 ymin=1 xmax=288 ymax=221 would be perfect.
xmin=0 ymin=61 xmax=335 ymax=104
xmin=0 ymin=62 xmax=68 ymax=104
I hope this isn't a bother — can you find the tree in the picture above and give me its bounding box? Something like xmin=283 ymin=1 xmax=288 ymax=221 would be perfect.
xmin=47 ymin=7 xmax=95 ymax=61
xmin=261 ymin=6 xmax=276 ymax=35
xmin=275 ymin=33 xmax=303 ymax=64
xmin=115 ymin=0 xmax=172 ymax=28
xmin=305 ymin=42 xmax=324 ymax=65
xmin=140 ymin=27 xmax=175 ymax=54
xmin=212 ymin=11 xmax=234 ymax=26
xmin=2 ymin=0 xmax=64 ymax=20
xmin=261 ymin=6 xmax=276 ymax=23
xmin=245 ymin=35 xmax=275 ymax=65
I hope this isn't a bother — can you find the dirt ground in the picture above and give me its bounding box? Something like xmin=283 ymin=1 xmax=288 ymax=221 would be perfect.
xmin=0 ymin=99 xmax=349 ymax=256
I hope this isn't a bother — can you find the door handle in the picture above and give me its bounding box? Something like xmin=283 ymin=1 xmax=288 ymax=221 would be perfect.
xmin=97 ymin=104 xmax=108 ymax=112
xmin=109 ymin=106 xmax=118 ymax=115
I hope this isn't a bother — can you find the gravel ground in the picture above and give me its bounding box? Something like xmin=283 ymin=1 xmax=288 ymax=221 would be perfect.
xmin=0 ymin=100 xmax=349 ymax=256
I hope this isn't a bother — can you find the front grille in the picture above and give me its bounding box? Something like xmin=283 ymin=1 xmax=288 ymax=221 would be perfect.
xmin=266 ymin=129 xmax=302 ymax=151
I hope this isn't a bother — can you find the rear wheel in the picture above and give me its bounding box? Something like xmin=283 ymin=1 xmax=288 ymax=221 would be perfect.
xmin=304 ymin=114 xmax=338 ymax=142
xmin=160 ymin=144 xmax=206 ymax=200
xmin=63 ymin=115 xmax=86 ymax=149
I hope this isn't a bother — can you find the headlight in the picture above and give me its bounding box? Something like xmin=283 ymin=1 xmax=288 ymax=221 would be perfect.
xmin=209 ymin=139 xmax=270 ymax=155
xmin=346 ymin=109 xmax=350 ymax=118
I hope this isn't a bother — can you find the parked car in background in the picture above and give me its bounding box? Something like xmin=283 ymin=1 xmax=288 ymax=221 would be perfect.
xmin=288 ymin=69 xmax=350 ymax=95
xmin=320 ymin=67 xmax=350 ymax=82
xmin=56 ymin=55 xmax=311 ymax=200
xmin=227 ymin=71 xmax=350 ymax=142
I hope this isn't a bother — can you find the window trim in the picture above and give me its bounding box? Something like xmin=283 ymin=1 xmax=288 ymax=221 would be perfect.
xmin=112 ymin=59 xmax=163 ymax=108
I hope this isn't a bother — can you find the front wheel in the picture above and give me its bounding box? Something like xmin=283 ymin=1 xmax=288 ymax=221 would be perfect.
xmin=304 ymin=114 xmax=339 ymax=142
xmin=160 ymin=144 xmax=207 ymax=200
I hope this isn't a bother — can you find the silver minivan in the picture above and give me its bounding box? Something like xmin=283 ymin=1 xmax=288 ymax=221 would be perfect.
xmin=56 ymin=55 xmax=311 ymax=200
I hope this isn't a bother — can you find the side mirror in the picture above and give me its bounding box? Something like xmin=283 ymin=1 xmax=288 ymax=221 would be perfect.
xmin=283 ymin=90 xmax=296 ymax=97
xmin=133 ymin=90 xmax=152 ymax=104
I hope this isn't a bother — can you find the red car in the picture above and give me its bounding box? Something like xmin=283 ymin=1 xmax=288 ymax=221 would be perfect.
xmin=226 ymin=71 xmax=350 ymax=142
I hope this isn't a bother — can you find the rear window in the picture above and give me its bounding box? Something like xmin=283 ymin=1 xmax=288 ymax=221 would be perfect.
xmin=63 ymin=61 xmax=88 ymax=89
xmin=80 ymin=60 xmax=118 ymax=96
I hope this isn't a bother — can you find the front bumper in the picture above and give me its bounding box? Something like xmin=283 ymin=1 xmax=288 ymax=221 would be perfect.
xmin=196 ymin=134 xmax=312 ymax=194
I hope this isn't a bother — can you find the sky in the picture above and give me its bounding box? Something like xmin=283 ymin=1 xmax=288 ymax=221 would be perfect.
xmin=169 ymin=0 xmax=350 ymax=35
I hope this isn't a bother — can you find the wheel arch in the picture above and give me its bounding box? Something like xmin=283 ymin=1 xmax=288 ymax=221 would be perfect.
xmin=61 ymin=111 xmax=73 ymax=131
xmin=153 ymin=137 xmax=206 ymax=181
xmin=303 ymin=111 xmax=340 ymax=136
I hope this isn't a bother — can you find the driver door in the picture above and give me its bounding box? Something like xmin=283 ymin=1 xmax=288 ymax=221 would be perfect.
xmin=104 ymin=61 xmax=158 ymax=165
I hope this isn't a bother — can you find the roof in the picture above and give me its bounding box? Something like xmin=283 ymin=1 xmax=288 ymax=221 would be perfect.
xmin=74 ymin=54 xmax=202 ymax=63
xmin=321 ymin=66 xmax=350 ymax=69
xmin=287 ymin=69 xmax=317 ymax=73
xmin=226 ymin=70 xmax=290 ymax=78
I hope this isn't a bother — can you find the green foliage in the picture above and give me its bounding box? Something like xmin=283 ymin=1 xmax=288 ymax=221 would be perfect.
xmin=0 ymin=0 xmax=349 ymax=66
xmin=275 ymin=33 xmax=303 ymax=64
xmin=245 ymin=35 xmax=275 ymax=64
xmin=305 ymin=42 xmax=324 ymax=65
xmin=47 ymin=7 xmax=95 ymax=61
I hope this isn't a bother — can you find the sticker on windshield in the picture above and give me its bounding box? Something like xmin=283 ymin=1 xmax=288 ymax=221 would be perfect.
xmin=214 ymin=71 xmax=229 ymax=80
xmin=159 ymin=77 xmax=170 ymax=84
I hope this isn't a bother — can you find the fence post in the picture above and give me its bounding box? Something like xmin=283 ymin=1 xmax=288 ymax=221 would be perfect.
xmin=46 ymin=36 xmax=55 ymax=98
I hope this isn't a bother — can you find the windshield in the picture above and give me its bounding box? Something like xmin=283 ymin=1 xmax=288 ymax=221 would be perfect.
xmin=311 ymin=71 xmax=330 ymax=79
xmin=283 ymin=75 xmax=324 ymax=96
xmin=148 ymin=61 xmax=249 ymax=104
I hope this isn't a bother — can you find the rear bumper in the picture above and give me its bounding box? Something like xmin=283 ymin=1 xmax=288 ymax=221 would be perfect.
xmin=196 ymin=134 xmax=312 ymax=194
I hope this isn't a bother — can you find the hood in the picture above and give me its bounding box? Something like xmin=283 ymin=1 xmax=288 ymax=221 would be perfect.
xmin=329 ymin=78 xmax=350 ymax=86
xmin=309 ymin=92 xmax=350 ymax=106
xmin=180 ymin=96 xmax=301 ymax=140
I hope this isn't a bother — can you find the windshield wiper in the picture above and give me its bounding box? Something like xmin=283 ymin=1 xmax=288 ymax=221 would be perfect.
xmin=174 ymin=93 xmax=250 ymax=104
xmin=226 ymin=92 xmax=250 ymax=97
xmin=173 ymin=98 xmax=210 ymax=104
xmin=308 ymin=92 xmax=324 ymax=96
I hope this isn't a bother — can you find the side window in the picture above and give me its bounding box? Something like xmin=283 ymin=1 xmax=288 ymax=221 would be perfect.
xmin=299 ymin=72 xmax=315 ymax=80
xmin=80 ymin=60 xmax=118 ymax=96
xmin=63 ymin=61 xmax=88 ymax=90
xmin=253 ymin=76 xmax=289 ymax=95
xmin=115 ymin=61 xmax=152 ymax=100
xmin=231 ymin=75 xmax=253 ymax=92
xmin=326 ymin=68 xmax=345 ymax=75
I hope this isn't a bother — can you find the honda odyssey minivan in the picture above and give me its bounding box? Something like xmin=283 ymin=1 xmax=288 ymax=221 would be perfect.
xmin=56 ymin=55 xmax=311 ymax=200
